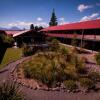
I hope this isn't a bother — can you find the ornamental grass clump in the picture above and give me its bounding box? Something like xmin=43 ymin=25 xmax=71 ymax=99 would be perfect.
xmin=22 ymin=44 xmax=33 ymax=56
xmin=79 ymin=78 xmax=95 ymax=89
xmin=71 ymin=54 xmax=87 ymax=74
xmin=0 ymin=81 xmax=22 ymax=100
xmin=50 ymin=39 xmax=60 ymax=52
xmin=22 ymin=51 xmax=83 ymax=87
xmin=20 ymin=43 xmax=86 ymax=88
xmin=88 ymin=72 xmax=100 ymax=82
xmin=63 ymin=80 xmax=78 ymax=91
xmin=95 ymin=52 xmax=100 ymax=65
xmin=60 ymin=47 xmax=69 ymax=55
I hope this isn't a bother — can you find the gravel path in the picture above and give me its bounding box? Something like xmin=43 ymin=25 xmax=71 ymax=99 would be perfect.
xmin=0 ymin=56 xmax=100 ymax=100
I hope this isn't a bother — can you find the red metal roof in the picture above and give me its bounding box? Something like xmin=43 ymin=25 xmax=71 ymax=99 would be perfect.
xmin=41 ymin=19 xmax=100 ymax=31
xmin=5 ymin=30 xmax=23 ymax=35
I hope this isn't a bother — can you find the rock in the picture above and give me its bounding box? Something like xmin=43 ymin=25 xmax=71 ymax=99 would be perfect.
xmin=75 ymin=89 xmax=81 ymax=93
xmin=38 ymin=83 xmax=43 ymax=87
xmin=2 ymin=79 xmax=6 ymax=83
xmin=34 ymin=87 xmax=37 ymax=90
xmin=48 ymin=88 xmax=52 ymax=91
xmin=67 ymin=90 xmax=71 ymax=93
xmin=60 ymin=83 xmax=66 ymax=89
xmin=52 ymin=87 xmax=60 ymax=91
xmin=36 ymin=85 xmax=40 ymax=90
xmin=30 ymin=87 xmax=33 ymax=89
xmin=38 ymin=87 xmax=44 ymax=90
xmin=13 ymin=79 xmax=17 ymax=82
xmin=18 ymin=81 xmax=21 ymax=84
xmin=56 ymin=82 xmax=61 ymax=87
xmin=17 ymin=80 xmax=21 ymax=84
xmin=25 ymin=85 xmax=30 ymax=88
xmin=17 ymin=76 xmax=22 ymax=79
xmin=63 ymin=89 xmax=67 ymax=92
xmin=10 ymin=71 xmax=13 ymax=73
xmin=11 ymin=74 xmax=14 ymax=76
xmin=51 ymin=84 xmax=57 ymax=88
xmin=45 ymin=87 xmax=49 ymax=91
xmin=72 ymin=90 xmax=77 ymax=93
xmin=21 ymin=83 xmax=25 ymax=86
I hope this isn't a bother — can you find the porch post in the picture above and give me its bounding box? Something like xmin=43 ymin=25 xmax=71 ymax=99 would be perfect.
xmin=14 ymin=37 xmax=18 ymax=48
xmin=21 ymin=36 xmax=24 ymax=45
xmin=92 ymin=29 xmax=96 ymax=53
xmin=81 ymin=29 xmax=84 ymax=48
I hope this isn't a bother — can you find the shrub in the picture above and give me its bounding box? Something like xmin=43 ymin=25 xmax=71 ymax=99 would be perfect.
xmin=0 ymin=81 xmax=22 ymax=100
xmin=22 ymin=44 xmax=33 ymax=56
xmin=46 ymin=37 xmax=55 ymax=43
xmin=60 ymin=47 xmax=69 ymax=55
xmin=50 ymin=39 xmax=60 ymax=51
xmin=95 ymin=52 xmax=100 ymax=65
xmin=22 ymin=53 xmax=65 ymax=86
xmin=80 ymin=57 xmax=88 ymax=63
xmin=72 ymin=55 xmax=87 ymax=74
xmin=71 ymin=47 xmax=78 ymax=54
xmin=22 ymin=47 xmax=85 ymax=87
xmin=64 ymin=67 xmax=79 ymax=81
xmin=23 ymin=60 xmax=57 ymax=86
xmin=63 ymin=80 xmax=78 ymax=91
xmin=76 ymin=65 xmax=87 ymax=74
xmin=0 ymin=34 xmax=14 ymax=45
xmin=66 ymin=54 xmax=72 ymax=62
xmin=71 ymin=33 xmax=77 ymax=47
xmin=88 ymin=72 xmax=100 ymax=82
xmin=79 ymin=78 xmax=95 ymax=89
xmin=4 ymin=36 xmax=14 ymax=45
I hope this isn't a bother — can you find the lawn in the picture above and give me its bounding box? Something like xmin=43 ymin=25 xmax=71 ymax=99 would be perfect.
xmin=0 ymin=48 xmax=22 ymax=69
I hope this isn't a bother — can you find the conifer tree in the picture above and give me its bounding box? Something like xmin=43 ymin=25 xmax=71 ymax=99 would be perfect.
xmin=30 ymin=24 xmax=34 ymax=30
xmin=49 ymin=9 xmax=58 ymax=26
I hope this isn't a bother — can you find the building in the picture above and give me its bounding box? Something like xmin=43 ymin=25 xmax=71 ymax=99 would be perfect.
xmin=41 ymin=19 xmax=100 ymax=51
xmin=4 ymin=29 xmax=46 ymax=47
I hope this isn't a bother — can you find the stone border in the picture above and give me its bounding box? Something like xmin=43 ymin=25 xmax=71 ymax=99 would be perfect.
xmin=0 ymin=69 xmax=8 ymax=73
xmin=9 ymin=57 xmax=99 ymax=94
xmin=0 ymin=57 xmax=23 ymax=73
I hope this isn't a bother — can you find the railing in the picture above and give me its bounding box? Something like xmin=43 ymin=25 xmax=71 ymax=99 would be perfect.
xmin=45 ymin=33 xmax=100 ymax=41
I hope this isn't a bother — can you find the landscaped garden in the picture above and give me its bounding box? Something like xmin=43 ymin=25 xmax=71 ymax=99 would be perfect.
xmin=15 ymin=39 xmax=100 ymax=93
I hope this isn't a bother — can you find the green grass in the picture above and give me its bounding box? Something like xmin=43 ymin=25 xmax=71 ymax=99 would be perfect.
xmin=0 ymin=48 xmax=22 ymax=69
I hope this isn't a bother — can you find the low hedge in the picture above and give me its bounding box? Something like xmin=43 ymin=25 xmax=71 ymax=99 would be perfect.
xmin=63 ymin=80 xmax=78 ymax=91
xmin=79 ymin=78 xmax=95 ymax=89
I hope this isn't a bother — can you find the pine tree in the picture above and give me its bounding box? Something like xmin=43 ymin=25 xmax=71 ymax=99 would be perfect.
xmin=49 ymin=9 xmax=58 ymax=26
xmin=30 ymin=24 xmax=34 ymax=30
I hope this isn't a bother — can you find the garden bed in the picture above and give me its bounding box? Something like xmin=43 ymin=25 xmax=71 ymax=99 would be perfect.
xmin=11 ymin=40 xmax=100 ymax=93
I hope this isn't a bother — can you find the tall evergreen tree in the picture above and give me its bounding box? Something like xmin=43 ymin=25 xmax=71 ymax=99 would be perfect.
xmin=30 ymin=24 xmax=34 ymax=30
xmin=49 ymin=9 xmax=58 ymax=26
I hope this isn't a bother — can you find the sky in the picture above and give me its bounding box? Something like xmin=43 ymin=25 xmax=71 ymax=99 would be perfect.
xmin=0 ymin=0 xmax=100 ymax=29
